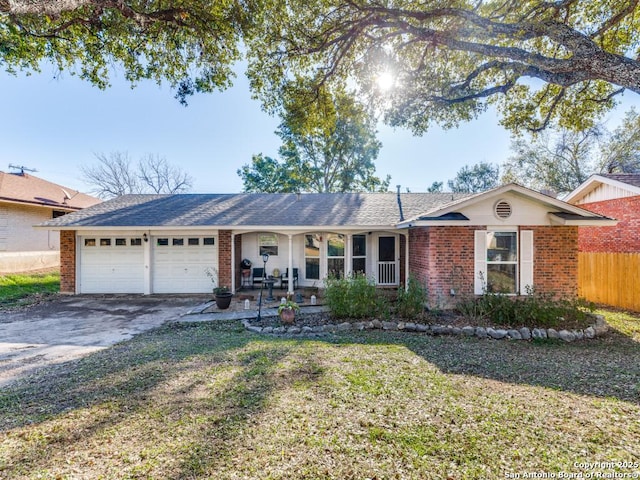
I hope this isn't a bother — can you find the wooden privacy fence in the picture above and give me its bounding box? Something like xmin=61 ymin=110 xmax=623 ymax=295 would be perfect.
xmin=578 ymin=252 xmax=640 ymax=312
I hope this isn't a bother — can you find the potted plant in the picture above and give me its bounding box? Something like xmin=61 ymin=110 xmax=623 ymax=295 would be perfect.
xmin=213 ymin=286 xmax=233 ymax=309
xmin=278 ymin=299 xmax=300 ymax=325
xmin=206 ymin=267 xmax=233 ymax=310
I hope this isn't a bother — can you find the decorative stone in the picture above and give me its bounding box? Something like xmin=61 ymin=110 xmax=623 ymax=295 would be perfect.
xmin=487 ymin=328 xmax=508 ymax=339
xmin=475 ymin=327 xmax=488 ymax=338
xmin=558 ymin=330 xmax=576 ymax=342
xmin=262 ymin=326 xmax=274 ymax=334
xmin=452 ymin=327 xmax=462 ymax=335
xmin=519 ymin=327 xmax=531 ymax=340
xmin=371 ymin=319 xmax=383 ymax=329
xmin=365 ymin=321 xmax=374 ymax=330
xmin=302 ymin=326 xmax=314 ymax=334
xmin=312 ymin=325 xmax=324 ymax=333
xmin=462 ymin=326 xmax=475 ymax=336
xmin=405 ymin=322 xmax=417 ymax=331
xmin=594 ymin=314 xmax=607 ymax=327
xmin=584 ymin=326 xmax=596 ymax=339
xmin=432 ymin=325 xmax=446 ymax=335
xmin=287 ymin=326 xmax=302 ymax=334
xmin=415 ymin=324 xmax=428 ymax=333
xmin=397 ymin=322 xmax=406 ymax=330
xmin=507 ymin=329 xmax=522 ymax=340
xmin=247 ymin=325 xmax=263 ymax=333
xmin=382 ymin=321 xmax=398 ymax=330
xmin=324 ymin=324 xmax=337 ymax=333
xmin=547 ymin=328 xmax=559 ymax=339
xmin=573 ymin=330 xmax=584 ymax=340
xmin=337 ymin=322 xmax=352 ymax=331
xmin=273 ymin=326 xmax=286 ymax=334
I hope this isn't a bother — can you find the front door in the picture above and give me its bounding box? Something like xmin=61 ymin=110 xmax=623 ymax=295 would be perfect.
xmin=377 ymin=235 xmax=397 ymax=285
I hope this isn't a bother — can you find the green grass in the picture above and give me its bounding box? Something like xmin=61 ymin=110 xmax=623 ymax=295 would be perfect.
xmin=0 ymin=271 xmax=60 ymax=308
xmin=0 ymin=309 xmax=639 ymax=479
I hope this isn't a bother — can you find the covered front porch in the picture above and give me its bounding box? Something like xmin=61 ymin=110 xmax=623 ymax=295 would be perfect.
xmin=229 ymin=229 xmax=408 ymax=294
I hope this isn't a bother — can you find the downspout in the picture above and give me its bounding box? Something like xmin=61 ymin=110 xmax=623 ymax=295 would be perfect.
xmin=396 ymin=185 xmax=405 ymax=222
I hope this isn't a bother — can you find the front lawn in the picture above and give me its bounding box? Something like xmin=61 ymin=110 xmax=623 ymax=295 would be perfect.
xmin=0 ymin=270 xmax=59 ymax=308
xmin=0 ymin=312 xmax=639 ymax=479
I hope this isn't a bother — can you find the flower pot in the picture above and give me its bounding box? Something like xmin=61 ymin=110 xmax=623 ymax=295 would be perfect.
xmin=279 ymin=308 xmax=296 ymax=325
xmin=215 ymin=292 xmax=233 ymax=310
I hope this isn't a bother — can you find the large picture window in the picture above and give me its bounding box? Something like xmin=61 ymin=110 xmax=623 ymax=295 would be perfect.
xmin=486 ymin=231 xmax=518 ymax=294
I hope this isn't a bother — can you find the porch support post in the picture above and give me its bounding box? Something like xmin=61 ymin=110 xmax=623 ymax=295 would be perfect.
xmin=404 ymin=231 xmax=410 ymax=291
xmin=287 ymin=234 xmax=294 ymax=295
xmin=231 ymin=233 xmax=236 ymax=293
xmin=346 ymin=233 xmax=352 ymax=277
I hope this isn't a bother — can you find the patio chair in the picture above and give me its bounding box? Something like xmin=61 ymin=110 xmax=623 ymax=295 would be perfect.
xmin=252 ymin=267 xmax=265 ymax=289
xmin=280 ymin=268 xmax=299 ymax=290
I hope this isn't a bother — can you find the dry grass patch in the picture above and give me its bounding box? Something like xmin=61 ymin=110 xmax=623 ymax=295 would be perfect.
xmin=0 ymin=312 xmax=639 ymax=479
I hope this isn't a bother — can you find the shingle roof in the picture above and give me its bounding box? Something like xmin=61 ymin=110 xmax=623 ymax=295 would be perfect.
xmin=599 ymin=173 xmax=640 ymax=188
xmin=39 ymin=192 xmax=472 ymax=228
xmin=0 ymin=172 xmax=100 ymax=210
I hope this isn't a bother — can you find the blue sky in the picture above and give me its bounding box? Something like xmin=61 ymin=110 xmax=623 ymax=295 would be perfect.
xmin=2 ymin=64 xmax=639 ymax=195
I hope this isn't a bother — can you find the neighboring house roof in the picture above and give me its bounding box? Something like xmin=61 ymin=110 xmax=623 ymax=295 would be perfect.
xmin=39 ymin=192 xmax=472 ymax=229
xmin=565 ymin=174 xmax=640 ymax=205
xmin=38 ymin=183 xmax=613 ymax=231
xmin=0 ymin=171 xmax=100 ymax=211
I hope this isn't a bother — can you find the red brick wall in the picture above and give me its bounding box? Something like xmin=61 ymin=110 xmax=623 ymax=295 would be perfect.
xmin=409 ymin=225 xmax=578 ymax=304
xmin=525 ymin=225 xmax=578 ymax=298
xmin=577 ymin=196 xmax=640 ymax=252
xmin=60 ymin=230 xmax=76 ymax=294
xmin=409 ymin=226 xmax=479 ymax=304
xmin=218 ymin=230 xmax=232 ymax=289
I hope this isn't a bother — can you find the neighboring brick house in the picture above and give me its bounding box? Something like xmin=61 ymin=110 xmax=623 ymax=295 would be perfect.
xmin=39 ymin=184 xmax=613 ymax=307
xmin=0 ymin=170 xmax=100 ymax=273
xmin=565 ymin=174 xmax=640 ymax=310
xmin=566 ymin=174 xmax=640 ymax=253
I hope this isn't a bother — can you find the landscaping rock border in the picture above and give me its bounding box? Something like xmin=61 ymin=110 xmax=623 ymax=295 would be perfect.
xmin=242 ymin=313 xmax=609 ymax=342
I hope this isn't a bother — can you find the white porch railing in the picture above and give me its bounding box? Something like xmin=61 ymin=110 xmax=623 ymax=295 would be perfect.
xmin=378 ymin=261 xmax=397 ymax=285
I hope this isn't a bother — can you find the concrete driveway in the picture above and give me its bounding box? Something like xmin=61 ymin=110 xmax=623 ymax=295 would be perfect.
xmin=0 ymin=295 xmax=208 ymax=387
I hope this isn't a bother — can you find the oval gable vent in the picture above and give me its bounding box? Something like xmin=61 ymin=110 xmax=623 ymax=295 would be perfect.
xmin=495 ymin=200 xmax=512 ymax=219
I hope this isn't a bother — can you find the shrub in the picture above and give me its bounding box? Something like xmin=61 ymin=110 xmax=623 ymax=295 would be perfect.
xmin=324 ymin=274 xmax=388 ymax=319
xmin=396 ymin=276 xmax=427 ymax=319
xmin=455 ymin=288 xmax=595 ymax=328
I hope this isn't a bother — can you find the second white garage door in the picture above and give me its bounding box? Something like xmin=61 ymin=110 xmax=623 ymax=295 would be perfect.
xmin=152 ymin=236 xmax=217 ymax=293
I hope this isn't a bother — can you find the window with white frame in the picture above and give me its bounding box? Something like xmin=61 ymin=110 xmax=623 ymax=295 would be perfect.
xmin=327 ymin=233 xmax=345 ymax=279
xmin=352 ymin=235 xmax=367 ymax=275
xmin=304 ymin=234 xmax=321 ymax=280
xmin=475 ymin=230 xmax=533 ymax=295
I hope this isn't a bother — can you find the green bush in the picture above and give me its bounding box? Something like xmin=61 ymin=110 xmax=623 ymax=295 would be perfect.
xmin=455 ymin=288 xmax=595 ymax=328
xmin=324 ymin=274 xmax=388 ymax=319
xmin=396 ymin=276 xmax=427 ymax=319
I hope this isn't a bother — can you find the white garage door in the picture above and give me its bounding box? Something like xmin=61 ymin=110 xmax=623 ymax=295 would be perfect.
xmin=80 ymin=236 xmax=145 ymax=293
xmin=152 ymin=236 xmax=217 ymax=293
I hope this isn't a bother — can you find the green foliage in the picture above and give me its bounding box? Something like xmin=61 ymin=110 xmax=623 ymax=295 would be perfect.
xmin=396 ymin=277 xmax=428 ymax=319
xmin=448 ymin=162 xmax=500 ymax=193
xmin=599 ymin=108 xmax=640 ymax=173
xmin=456 ymin=290 xmax=596 ymax=328
xmin=239 ymin=83 xmax=390 ymax=193
xmin=246 ymin=1 xmax=640 ymax=134
xmin=501 ymin=125 xmax=601 ymax=194
xmin=324 ymin=274 xmax=388 ymax=319
xmin=1 ymin=1 xmax=253 ymax=104
xmin=0 ymin=271 xmax=59 ymax=307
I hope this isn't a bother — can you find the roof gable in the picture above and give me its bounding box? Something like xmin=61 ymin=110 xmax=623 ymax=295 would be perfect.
xmin=565 ymin=174 xmax=640 ymax=205
xmin=398 ymin=183 xmax=615 ymax=227
xmin=0 ymin=172 xmax=100 ymax=210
